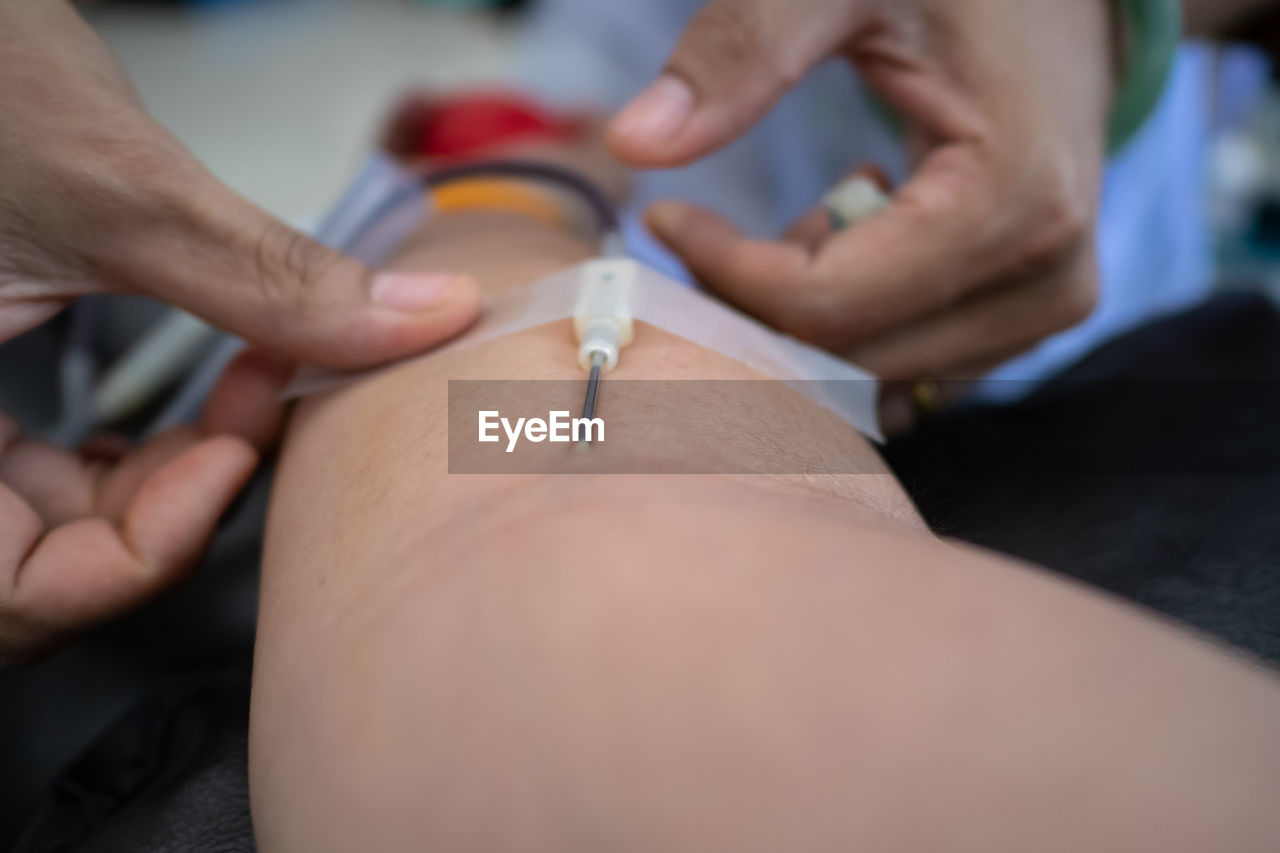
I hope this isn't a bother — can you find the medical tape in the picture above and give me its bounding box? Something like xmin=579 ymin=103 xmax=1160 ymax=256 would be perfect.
xmin=288 ymin=260 xmax=884 ymax=442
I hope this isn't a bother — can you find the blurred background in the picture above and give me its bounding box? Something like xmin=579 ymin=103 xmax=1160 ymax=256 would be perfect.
xmin=86 ymin=0 xmax=522 ymax=228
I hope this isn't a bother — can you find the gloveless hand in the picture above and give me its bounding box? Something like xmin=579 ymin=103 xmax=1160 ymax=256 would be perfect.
xmin=0 ymin=0 xmax=482 ymax=661
xmin=609 ymin=0 xmax=1115 ymax=384
xmin=0 ymin=350 xmax=291 ymax=664
xmin=0 ymin=0 xmax=481 ymax=362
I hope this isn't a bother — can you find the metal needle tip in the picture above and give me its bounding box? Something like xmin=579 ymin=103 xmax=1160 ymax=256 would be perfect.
xmin=581 ymin=351 xmax=605 ymax=423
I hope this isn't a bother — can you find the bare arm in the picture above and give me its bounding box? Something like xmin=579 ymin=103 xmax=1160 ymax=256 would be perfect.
xmin=250 ymin=206 xmax=1280 ymax=853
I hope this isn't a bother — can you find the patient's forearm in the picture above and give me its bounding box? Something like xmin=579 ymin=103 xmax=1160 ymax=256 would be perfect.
xmin=252 ymin=211 xmax=1280 ymax=853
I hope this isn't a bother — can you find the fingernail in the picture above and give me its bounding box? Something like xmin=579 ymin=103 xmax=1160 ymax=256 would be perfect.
xmin=371 ymin=272 xmax=463 ymax=312
xmin=612 ymin=75 xmax=695 ymax=146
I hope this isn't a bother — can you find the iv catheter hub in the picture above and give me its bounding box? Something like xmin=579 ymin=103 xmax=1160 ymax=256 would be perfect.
xmin=574 ymin=258 xmax=637 ymax=427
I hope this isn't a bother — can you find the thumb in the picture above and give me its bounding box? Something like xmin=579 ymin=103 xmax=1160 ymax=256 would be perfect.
xmin=608 ymin=0 xmax=863 ymax=168
xmin=120 ymin=179 xmax=483 ymax=371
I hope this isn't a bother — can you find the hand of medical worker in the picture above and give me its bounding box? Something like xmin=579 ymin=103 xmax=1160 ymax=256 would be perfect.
xmin=0 ymin=0 xmax=481 ymax=365
xmin=0 ymin=349 xmax=290 ymax=664
xmin=0 ymin=0 xmax=479 ymax=662
xmin=608 ymin=0 xmax=1116 ymax=383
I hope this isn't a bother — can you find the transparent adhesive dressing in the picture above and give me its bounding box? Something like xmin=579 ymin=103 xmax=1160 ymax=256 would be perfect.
xmin=288 ymin=259 xmax=884 ymax=442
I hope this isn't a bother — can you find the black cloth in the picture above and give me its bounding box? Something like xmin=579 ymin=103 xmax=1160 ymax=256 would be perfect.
xmin=13 ymin=675 xmax=254 ymax=853
xmin=884 ymin=293 xmax=1280 ymax=664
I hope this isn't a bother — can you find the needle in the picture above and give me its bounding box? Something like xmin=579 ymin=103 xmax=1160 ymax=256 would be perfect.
xmin=581 ymin=351 xmax=605 ymax=423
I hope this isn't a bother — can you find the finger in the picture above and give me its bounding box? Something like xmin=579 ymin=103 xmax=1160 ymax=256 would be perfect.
xmin=201 ymin=348 xmax=295 ymax=452
xmin=810 ymin=161 xmax=1010 ymax=340
xmin=0 ymin=299 xmax=68 ymax=345
xmin=94 ymin=349 xmax=291 ymax=517
xmin=0 ymin=428 xmax=99 ymax=526
xmin=794 ymin=123 xmax=1095 ymax=346
xmin=648 ymin=189 xmax=974 ymax=353
xmin=608 ymin=0 xmax=868 ymax=167
xmin=123 ymin=436 xmax=257 ymax=575
xmin=1 ymin=357 xmax=284 ymax=530
xmin=782 ymin=205 xmax=833 ymax=253
xmin=0 ymin=416 xmax=199 ymax=527
xmin=0 ymin=437 xmax=256 ymax=663
xmin=781 ymin=166 xmax=893 ymax=252
xmin=646 ymin=196 xmax=988 ymax=351
xmin=0 ymin=482 xmax=53 ymax=661
xmin=110 ymin=170 xmax=483 ymax=370
xmin=94 ymin=426 xmax=205 ymax=521
xmin=846 ymin=259 xmax=1099 ymax=382
xmin=658 ymin=136 xmax=1084 ymax=351
xmin=645 ymin=201 xmax=840 ymax=343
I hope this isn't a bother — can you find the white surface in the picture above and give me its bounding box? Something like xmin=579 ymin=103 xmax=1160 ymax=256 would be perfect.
xmin=88 ymin=0 xmax=514 ymax=224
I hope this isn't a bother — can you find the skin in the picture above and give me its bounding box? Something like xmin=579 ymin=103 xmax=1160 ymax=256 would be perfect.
xmin=0 ymin=0 xmax=480 ymax=358
xmin=251 ymin=207 xmax=1280 ymax=852
xmin=605 ymin=0 xmax=1115 ymax=388
xmin=0 ymin=349 xmax=290 ymax=663
xmin=0 ymin=1 xmax=481 ymax=659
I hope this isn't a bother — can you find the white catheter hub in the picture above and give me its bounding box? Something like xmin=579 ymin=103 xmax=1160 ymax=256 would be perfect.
xmin=574 ymin=258 xmax=637 ymax=372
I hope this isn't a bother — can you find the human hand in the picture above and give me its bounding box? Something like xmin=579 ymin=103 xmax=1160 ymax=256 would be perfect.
xmin=0 ymin=0 xmax=480 ymax=364
xmin=608 ymin=0 xmax=1116 ymax=383
xmin=0 ymin=350 xmax=290 ymax=664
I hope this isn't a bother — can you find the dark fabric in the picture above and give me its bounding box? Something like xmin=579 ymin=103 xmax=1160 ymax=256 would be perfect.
xmin=12 ymin=674 xmax=254 ymax=853
xmin=884 ymin=293 xmax=1280 ymax=665
xmin=9 ymin=293 xmax=1280 ymax=852
xmin=1225 ymin=8 xmax=1280 ymax=63
xmin=0 ymin=473 xmax=267 ymax=850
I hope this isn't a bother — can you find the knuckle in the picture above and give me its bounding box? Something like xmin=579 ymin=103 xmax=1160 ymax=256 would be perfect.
xmin=677 ymin=0 xmax=768 ymax=79
xmin=784 ymin=283 xmax=861 ymax=349
xmin=1015 ymin=169 xmax=1093 ymax=274
xmin=1041 ymin=187 xmax=1091 ymax=252
xmin=249 ymin=219 xmax=338 ymax=316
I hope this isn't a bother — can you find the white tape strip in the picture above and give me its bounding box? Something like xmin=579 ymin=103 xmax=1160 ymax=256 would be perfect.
xmin=289 ymin=261 xmax=883 ymax=442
